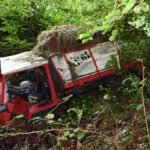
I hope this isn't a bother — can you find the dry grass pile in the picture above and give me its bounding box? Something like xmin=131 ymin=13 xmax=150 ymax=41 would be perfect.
xmin=32 ymin=25 xmax=77 ymax=58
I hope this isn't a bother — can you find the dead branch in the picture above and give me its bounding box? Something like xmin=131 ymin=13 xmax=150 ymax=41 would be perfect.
xmin=139 ymin=59 xmax=150 ymax=143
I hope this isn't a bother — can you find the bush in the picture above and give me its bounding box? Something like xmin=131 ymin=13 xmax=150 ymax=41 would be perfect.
xmin=0 ymin=0 xmax=55 ymax=56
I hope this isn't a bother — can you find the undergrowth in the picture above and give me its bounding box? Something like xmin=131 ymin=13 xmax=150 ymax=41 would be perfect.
xmin=0 ymin=71 xmax=150 ymax=149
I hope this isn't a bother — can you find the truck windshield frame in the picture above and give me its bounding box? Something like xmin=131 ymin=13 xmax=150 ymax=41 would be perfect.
xmin=0 ymin=81 xmax=2 ymax=104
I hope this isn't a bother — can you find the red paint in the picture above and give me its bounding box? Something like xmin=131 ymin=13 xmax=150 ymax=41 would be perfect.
xmin=43 ymin=64 xmax=59 ymax=103
xmin=26 ymin=64 xmax=59 ymax=122
xmin=14 ymin=97 xmax=27 ymax=114
xmin=27 ymin=101 xmax=58 ymax=122
xmin=7 ymin=102 xmax=14 ymax=113
xmin=63 ymin=69 xmax=116 ymax=89
xmin=125 ymin=62 xmax=139 ymax=69
xmin=0 ymin=111 xmax=11 ymax=125
xmin=1 ymin=77 xmax=5 ymax=104
xmin=65 ymin=44 xmax=97 ymax=53
xmin=88 ymin=48 xmax=100 ymax=75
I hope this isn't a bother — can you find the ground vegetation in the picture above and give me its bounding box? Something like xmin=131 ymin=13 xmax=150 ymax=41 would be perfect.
xmin=0 ymin=0 xmax=150 ymax=149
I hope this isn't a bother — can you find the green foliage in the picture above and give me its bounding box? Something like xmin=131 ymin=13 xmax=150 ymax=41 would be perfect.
xmin=122 ymin=74 xmax=141 ymax=100
xmin=98 ymin=0 xmax=150 ymax=64
xmin=62 ymin=0 xmax=113 ymax=43
xmin=0 ymin=1 xmax=150 ymax=148
xmin=1 ymin=0 xmax=150 ymax=68
xmin=0 ymin=0 xmax=114 ymax=55
xmin=64 ymin=96 xmax=96 ymax=124
xmin=0 ymin=0 xmax=55 ymax=56
xmin=122 ymin=0 xmax=136 ymax=14
xmin=45 ymin=113 xmax=54 ymax=120
xmin=99 ymin=85 xmax=120 ymax=111
xmin=99 ymin=0 xmax=150 ymax=37
xmin=68 ymin=108 xmax=82 ymax=124
xmin=77 ymin=132 xmax=84 ymax=140
xmin=14 ymin=114 xmax=24 ymax=119
xmin=63 ymin=131 xmax=74 ymax=139
xmin=147 ymin=114 xmax=150 ymax=122
xmin=106 ymin=55 xmax=119 ymax=71
xmin=137 ymin=103 xmax=143 ymax=111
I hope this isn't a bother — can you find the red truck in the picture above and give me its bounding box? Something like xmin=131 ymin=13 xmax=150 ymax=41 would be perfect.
xmin=0 ymin=42 xmax=136 ymax=125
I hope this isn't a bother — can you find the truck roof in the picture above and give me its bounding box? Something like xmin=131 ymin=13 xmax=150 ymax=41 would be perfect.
xmin=0 ymin=52 xmax=48 ymax=75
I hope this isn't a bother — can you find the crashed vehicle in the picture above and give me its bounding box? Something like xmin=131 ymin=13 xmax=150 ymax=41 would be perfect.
xmin=0 ymin=42 xmax=136 ymax=125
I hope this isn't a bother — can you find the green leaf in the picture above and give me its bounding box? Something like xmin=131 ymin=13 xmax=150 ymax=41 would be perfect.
xmin=64 ymin=131 xmax=70 ymax=137
xmin=40 ymin=130 xmax=45 ymax=136
xmin=62 ymin=94 xmax=73 ymax=101
xmin=129 ymin=16 xmax=146 ymax=29
xmin=122 ymin=0 xmax=136 ymax=14
xmin=99 ymin=85 xmax=104 ymax=91
xmin=82 ymin=37 xmax=93 ymax=43
xmin=30 ymin=117 xmax=41 ymax=123
xmin=86 ymin=124 xmax=92 ymax=128
xmin=78 ymin=33 xmax=87 ymax=40
xmin=45 ymin=113 xmax=54 ymax=120
xmin=69 ymin=133 xmax=74 ymax=138
xmin=136 ymin=103 xmax=143 ymax=111
xmin=103 ymin=94 xmax=111 ymax=101
xmin=14 ymin=114 xmax=24 ymax=119
xmin=140 ymin=2 xmax=149 ymax=13
xmin=83 ymin=130 xmax=88 ymax=134
xmin=109 ymin=146 xmax=114 ymax=150
xmin=134 ymin=6 xmax=141 ymax=14
xmin=77 ymin=133 xmax=84 ymax=140
xmin=47 ymin=120 xmax=55 ymax=124
xmin=74 ymin=128 xmax=80 ymax=133
xmin=147 ymin=114 xmax=150 ymax=122
xmin=109 ymin=29 xmax=118 ymax=41
xmin=122 ymin=77 xmax=130 ymax=85
xmin=31 ymin=117 xmax=40 ymax=121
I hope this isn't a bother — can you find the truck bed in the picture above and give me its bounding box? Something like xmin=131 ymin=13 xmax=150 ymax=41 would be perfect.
xmin=49 ymin=42 xmax=116 ymax=90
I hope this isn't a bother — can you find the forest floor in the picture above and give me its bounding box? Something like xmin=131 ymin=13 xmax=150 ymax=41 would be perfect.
xmin=0 ymin=76 xmax=150 ymax=150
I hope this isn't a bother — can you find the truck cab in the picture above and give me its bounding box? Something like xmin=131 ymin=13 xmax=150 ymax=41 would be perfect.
xmin=0 ymin=52 xmax=59 ymax=125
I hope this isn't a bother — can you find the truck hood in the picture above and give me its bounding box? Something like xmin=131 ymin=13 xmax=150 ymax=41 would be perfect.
xmin=0 ymin=52 xmax=48 ymax=75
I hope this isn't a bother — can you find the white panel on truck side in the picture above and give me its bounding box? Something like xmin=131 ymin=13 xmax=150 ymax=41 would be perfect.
xmin=0 ymin=52 xmax=48 ymax=75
